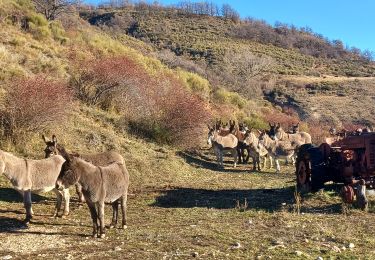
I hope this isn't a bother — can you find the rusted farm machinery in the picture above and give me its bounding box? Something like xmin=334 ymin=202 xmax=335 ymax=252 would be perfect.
xmin=296 ymin=132 xmax=375 ymax=209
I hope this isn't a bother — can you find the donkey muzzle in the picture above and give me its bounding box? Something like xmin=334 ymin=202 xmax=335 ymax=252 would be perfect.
xmin=55 ymin=180 xmax=64 ymax=191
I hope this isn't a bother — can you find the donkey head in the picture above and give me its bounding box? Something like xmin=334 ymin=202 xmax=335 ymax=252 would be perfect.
xmin=56 ymin=155 xmax=79 ymax=190
xmin=228 ymin=120 xmax=236 ymax=133
xmin=42 ymin=135 xmax=58 ymax=158
xmin=207 ymin=125 xmax=216 ymax=145
xmin=290 ymin=123 xmax=299 ymax=134
xmin=268 ymin=123 xmax=282 ymax=140
xmin=243 ymin=129 xmax=254 ymax=145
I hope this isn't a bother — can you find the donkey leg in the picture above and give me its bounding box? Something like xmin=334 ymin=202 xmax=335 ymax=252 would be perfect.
xmin=269 ymin=156 xmax=273 ymax=169
xmin=75 ymin=183 xmax=86 ymax=203
xmin=109 ymin=200 xmax=119 ymax=229
xmin=52 ymin=188 xmax=63 ymax=217
xmin=256 ymin=155 xmax=261 ymax=171
xmin=98 ymin=202 xmax=106 ymax=238
xmin=62 ymin=188 xmax=70 ymax=216
xmin=120 ymin=194 xmax=128 ymax=229
xmin=23 ymin=190 xmax=33 ymax=223
xmin=275 ymin=159 xmax=281 ymax=173
xmin=232 ymin=149 xmax=237 ymax=168
xmin=237 ymin=147 xmax=242 ymax=164
xmin=219 ymin=150 xmax=224 ymax=168
xmin=87 ymin=202 xmax=98 ymax=237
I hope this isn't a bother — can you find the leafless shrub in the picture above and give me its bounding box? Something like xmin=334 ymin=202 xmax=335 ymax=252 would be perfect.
xmin=0 ymin=75 xmax=72 ymax=142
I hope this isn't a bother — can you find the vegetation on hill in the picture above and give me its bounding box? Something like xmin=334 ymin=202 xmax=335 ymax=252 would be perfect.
xmin=79 ymin=2 xmax=375 ymax=130
xmin=1 ymin=1 xmax=375 ymax=259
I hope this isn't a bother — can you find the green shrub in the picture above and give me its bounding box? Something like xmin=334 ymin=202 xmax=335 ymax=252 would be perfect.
xmin=28 ymin=13 xmax=51 ymax=40
xmin=49 ymin=21 xmax=68 ymax=44
xmin=213 ymin=88 xmax=247 ymax=109
xmin=177 ymin=69 xmax=210 ymax=98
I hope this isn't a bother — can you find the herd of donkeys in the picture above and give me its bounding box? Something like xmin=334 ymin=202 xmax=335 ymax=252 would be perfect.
xmin=0 ymin=123 xmax=311 ymax=239
xmin=207 ymin=121 xmax=312 ymax=172
xmin=0 ymin=135 xmax=128 ymax=238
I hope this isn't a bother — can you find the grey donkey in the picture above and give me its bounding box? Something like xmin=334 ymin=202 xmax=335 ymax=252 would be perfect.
xmin=56 ymin=155 xmax=129 ymax=238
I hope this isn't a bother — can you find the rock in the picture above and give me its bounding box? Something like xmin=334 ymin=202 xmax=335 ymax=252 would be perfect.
xmin=272 ymin=240 xmax=284 ymax=246
xmin=295 ymin=251 xmax=303 ymax=256
xmin=114 ymin=246 xmax=122 ymax=251
xmin=231 ymin=242 xmax=242 ymax=249
xmin=316 ymin=257 xmax=323 ymax=260
xmin=348 ymin=243 xmax=355 ymax=249
xmin=341 ymin=246 xmax=346 ymax=251
xmin=191 ymin=252 xmax=199 ymax=257
xmin=2 ymin=256 xmax=12 ymax=260
xmin=304 ymin=239 xmax=309 ymax=243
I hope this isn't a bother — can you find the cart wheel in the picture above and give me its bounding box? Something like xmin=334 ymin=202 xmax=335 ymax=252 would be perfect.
xmin=296 ymin=159 xmax=310 ymax=191
xmin=341 ymin=185 xmax=354 ymax=204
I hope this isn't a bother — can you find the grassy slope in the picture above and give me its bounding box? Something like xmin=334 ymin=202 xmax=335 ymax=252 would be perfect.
xmin=83 ymin=8 xmax=375 ymax=127
xmin=83 ymin=8 xmax=375 ymax=77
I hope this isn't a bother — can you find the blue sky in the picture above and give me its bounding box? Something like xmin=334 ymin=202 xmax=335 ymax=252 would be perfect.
xmin=86 ymin=0 xmax=375 ymax=53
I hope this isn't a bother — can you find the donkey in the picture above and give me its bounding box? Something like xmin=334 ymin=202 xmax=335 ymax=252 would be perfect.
xmin=216 ymin=120 xmax=236 ymax=136
xmin=242 ymin=130 xmax=272 ymax=171
xmin=207 ymin=126 xmax=238 ymax=168
xmin=268 ymin=123 xmax=311 ymax=145
xmin=258 ymin=131 xmax=295 ymax=173
xmin=42 ymin=135 xmax=124 ymax=203
xmin=0 ymin=150 xmax=69 ymax=223
xmin=56 ymin=156 xmax=129 ymax=238
xmin=233 ymin=122 xmax=249 ymax=164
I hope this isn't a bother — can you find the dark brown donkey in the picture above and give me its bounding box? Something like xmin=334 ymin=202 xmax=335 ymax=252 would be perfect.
xmin=42 ymin=135 xmax=124 ymax=202
xmin=56 ymin=155 xmax=129 ymax=238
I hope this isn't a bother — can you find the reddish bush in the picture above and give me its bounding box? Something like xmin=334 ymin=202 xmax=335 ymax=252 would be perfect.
xmin=262 ymin=107 xmax=299 ymax=130
xmin=70 ymin=56 xmax=151 ymax=108
xmin=0 ymin=75 xmax=72 ymax=141
xmin=154 ymin=75 xmax=212 ymax=147
xmin=306 ymin=119 xmax=330 ymax=144
xmin=73 ymin=56 xmax=212 ymax=147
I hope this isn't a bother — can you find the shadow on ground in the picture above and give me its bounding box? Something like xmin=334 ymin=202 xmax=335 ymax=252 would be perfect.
xmin=152 ymin=186 xmax=294 ymax=212
xmin=0 ymin=188 xmax=48 ymax=203
xmin=0 ymin=216 xmax=27 ymax=232
xmin=177 ymin=150 xmax=264 ymax=173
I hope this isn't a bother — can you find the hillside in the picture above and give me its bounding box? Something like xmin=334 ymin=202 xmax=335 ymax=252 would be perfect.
xmin=1 ymin=1 xmax=375 ymax=259
xmin=81 ymin=5 xmax=375 ymax=128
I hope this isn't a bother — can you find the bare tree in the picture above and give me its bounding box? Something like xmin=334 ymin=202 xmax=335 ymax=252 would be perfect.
xmin=221 ymin=3 xmax=239 ymax=22
xmin=33 ymin=0 xmax=79 ymax=20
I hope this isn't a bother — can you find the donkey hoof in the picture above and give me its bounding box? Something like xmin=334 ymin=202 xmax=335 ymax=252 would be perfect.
xmin=99 ymin=233 xmax=106 ymax=239
xmin=121 ymin=225 xmax=127 ymax=229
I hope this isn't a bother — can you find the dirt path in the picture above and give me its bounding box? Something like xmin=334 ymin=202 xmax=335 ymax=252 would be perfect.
xmin=1 ymin=151 xmax=375 ymax=259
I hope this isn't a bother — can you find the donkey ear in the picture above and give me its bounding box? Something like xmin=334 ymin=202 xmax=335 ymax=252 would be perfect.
xmin=42 ymin=134 xmax=48 ymax=143
xmin=52 ymin=135 xmax=57 ymax=143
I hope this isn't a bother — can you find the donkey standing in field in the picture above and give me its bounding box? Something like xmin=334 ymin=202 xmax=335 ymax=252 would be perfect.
xmin=0 ymin=150 xmax=69 ymax=223
xmin=258 ymin=131 xmax=295 ymax=173
xmin=43 ymin=135 xmax=124 ymax=203
xmin=234 ymin=122 xmax=249 ymax=164
xmin=56 ymin=155 xmax=129 ymax=238
xmin=207 ymin=125 xmax=238 ymax=168
xmin=268 ymin=123 xmax=311 ymax=145
xmin=242 ymin=130 xmax=272 ymax=171
xmin=268 ymin=123 xmax=311 ymax=165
